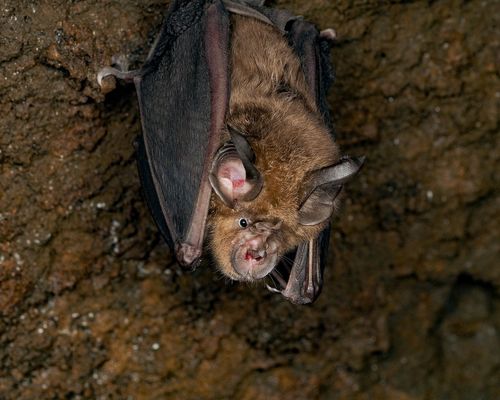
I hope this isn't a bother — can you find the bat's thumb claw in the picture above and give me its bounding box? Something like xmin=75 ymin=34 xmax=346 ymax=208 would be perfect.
xmin=265 ymin=284 xmax=282 ymax=294
xmin=97 ymin=67 xmax=137 ymax=88
xmin=97 ymin=67 xmax=120 ymax=87
xmin=320 ymin=28 xmax=337 ymax=42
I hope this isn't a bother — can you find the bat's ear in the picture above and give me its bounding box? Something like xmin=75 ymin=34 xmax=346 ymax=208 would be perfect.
xmin=298 ymin=156 xmax=365 ymax=225
xmin=209 ymin=128 xmax=263 ymax=208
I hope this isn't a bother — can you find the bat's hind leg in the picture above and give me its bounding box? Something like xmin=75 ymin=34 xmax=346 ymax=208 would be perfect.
xmin=97 ymin=54 xmax=139 ymax=86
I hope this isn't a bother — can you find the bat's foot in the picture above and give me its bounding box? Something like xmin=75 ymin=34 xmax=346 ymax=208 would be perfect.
xmin=320 ymin=28 xmax=337 ymax=42
xmin=266 ymin=240 xmax=322 ymax=305
xmin=97 ymin=55 xmax=138 ymax=87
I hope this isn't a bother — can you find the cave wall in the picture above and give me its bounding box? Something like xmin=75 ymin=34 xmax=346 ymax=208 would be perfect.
xmin=0 ymin=1 xmax=498 ymax=399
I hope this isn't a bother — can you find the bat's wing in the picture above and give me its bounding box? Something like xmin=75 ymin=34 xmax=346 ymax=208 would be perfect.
xmin=278 ymin=18 xmax=336 ymax=304
xmin=268 ymin=227 xmax=330 ymax=305
xmin=132 ymin=0 xmax=230 ymax=267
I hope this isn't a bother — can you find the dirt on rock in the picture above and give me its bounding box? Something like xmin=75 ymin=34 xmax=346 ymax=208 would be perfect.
xmin=0 ymin=1 xmax=498 ymax=399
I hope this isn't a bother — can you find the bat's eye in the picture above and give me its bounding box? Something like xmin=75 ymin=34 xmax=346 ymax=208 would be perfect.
xmin=238 ymin=218 xmax=248 ymax=228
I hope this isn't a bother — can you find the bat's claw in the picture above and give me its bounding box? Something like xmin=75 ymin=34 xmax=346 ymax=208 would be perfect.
xmin=97 ymin=66 xmax=118 ymax=87
xmin=265 ymin=283 xmax=282 ymax=294
xmin=97 ymin=67 xmax=138 ymax=87
xmin=320 ymin=28 xmax=337 ymax=42
xmin=97 ymin=55 xmax=138 ymax=87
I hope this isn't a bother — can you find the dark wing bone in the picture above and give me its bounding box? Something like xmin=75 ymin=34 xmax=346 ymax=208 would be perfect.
xmin=133 ymin=0 xmax=230 ymax=267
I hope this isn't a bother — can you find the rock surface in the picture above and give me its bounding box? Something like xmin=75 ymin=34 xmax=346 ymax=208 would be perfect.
xmin=0 ymin=1 xmax=498 ymax=399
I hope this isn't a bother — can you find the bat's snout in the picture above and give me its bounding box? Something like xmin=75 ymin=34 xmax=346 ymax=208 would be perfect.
xmin=230 ymin=237 xmax=278 ymax=281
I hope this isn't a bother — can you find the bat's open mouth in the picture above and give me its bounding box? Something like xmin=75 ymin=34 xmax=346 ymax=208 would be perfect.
xmin=231 ymin=247 xmax=277 ymax=281
xmin=245 ymin=249 xmax=265 ymax=262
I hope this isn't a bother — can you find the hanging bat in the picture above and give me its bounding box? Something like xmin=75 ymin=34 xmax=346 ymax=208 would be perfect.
xmin=98 ymin=0 xmax=364 ymax=304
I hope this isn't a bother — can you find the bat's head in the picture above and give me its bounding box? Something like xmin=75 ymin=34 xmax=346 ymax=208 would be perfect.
xmin=208 ymin=128 xmax=364 ymax=282
xmin=207 ymin=211 xmax=286 ymax=282
xmin=228 ymin=218 xmax=283 ymax=280
xmin=208 ymin=128 xmax=277 ymax=280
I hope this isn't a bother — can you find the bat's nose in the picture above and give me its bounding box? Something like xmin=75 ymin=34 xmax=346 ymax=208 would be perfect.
xmin=245 ymin=236 xmax=265 ymax=251
xmin=231 ymin=242 xmax=277 ymax=281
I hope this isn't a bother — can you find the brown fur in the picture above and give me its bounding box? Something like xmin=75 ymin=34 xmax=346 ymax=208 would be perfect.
xmin=208 ymin=16 xmax=339 ymax=279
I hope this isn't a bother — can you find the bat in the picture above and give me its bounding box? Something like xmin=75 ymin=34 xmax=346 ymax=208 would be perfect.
xmin=97 ymin=0 xmax=364 ymax=304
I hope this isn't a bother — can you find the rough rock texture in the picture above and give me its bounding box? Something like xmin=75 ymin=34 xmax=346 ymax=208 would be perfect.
xmin=0 ymin=1 xmax=498 ymax=399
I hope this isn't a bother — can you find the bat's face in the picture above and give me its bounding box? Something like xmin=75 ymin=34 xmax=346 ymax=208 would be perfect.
xmin=229 ymin=218 xmax=282 ymax=280
xmin=210 ymin=214 xmax=285 ymax=281
xmin=208 ymin=194 xmax=324 ymax=282
xmin=208 ymin=129 xmax=363 ymax=282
